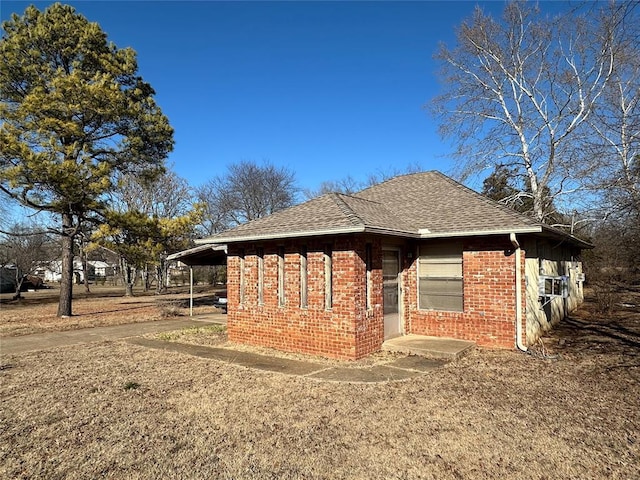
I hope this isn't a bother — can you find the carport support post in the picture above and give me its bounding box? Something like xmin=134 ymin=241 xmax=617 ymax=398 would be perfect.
xmin=189 ymin=266 xmax=193 ymax=317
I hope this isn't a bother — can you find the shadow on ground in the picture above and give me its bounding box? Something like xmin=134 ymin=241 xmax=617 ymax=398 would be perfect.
xmin=544 ymin=287 xmax=640 ymax=373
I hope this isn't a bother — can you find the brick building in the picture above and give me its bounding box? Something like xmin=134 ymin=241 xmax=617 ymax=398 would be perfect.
xmin=185 ymin=171 xmax=589 ymax=360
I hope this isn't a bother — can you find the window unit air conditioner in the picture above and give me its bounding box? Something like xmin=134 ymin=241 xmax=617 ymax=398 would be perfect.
xmin=538 ymin=275 xmax=569 ymax=299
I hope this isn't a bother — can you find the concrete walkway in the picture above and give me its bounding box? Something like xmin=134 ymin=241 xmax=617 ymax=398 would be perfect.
xmin=127 ymin=337 xmax=449 ymax=383
xmin=0 ymin=318 xmax=455 ymax=383
xmin=0 ymin=318 xmax=220 ymax=356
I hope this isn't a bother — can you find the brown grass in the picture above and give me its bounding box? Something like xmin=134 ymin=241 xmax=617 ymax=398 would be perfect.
xmin=0 ymin=285 xmax=225 ymax=337
xmin=0 ymin=286 xmax=638 ymax=479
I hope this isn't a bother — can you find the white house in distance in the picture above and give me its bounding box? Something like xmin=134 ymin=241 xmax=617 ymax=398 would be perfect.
xmin=37 ymin=260 xmax=115 ymax=283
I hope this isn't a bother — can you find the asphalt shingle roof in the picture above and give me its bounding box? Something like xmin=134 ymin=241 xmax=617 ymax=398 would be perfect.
xmin=356 ymin=171 xmax=538 ymax=233
xmin=202 ymin=171 xmax=550 ymax=243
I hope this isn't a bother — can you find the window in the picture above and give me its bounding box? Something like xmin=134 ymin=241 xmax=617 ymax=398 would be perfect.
xmin=365 ymin=243 xmax=373 ymax=310
xmin=257 ymin=247 xmax=264 ymax=305
xmin=538 ymin=275 xmax=568 ymax=298
xmin=300 ymin=245 xmax=308 ymax=308
xmin=278 ymin=246 xmax=285 ymax=307
xmin=418 ymin=242 xmax=463 ymax=311
xmin=239 ymin=249 xmax=245 ymax=304
xmin=324 ymin=245 xmax=332 ymax=309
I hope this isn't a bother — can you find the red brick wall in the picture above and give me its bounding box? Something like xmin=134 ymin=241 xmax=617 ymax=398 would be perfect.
xmin=406 ymin=237 xmax=526 ymax=348
xmin=226 ymin=235 xmax=384 ymax=360
xmin=227 ymin=234 xmax=526 ymax=358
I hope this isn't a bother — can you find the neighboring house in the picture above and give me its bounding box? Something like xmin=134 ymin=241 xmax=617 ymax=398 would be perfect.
xmin=190 ymin=171 xmax=589 ymax=360
xmin=37 ymin=260 xmax=115 ymax=283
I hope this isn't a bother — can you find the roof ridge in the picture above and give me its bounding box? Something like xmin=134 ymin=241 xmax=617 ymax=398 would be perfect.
xmin=339 ymin=192 xmax=383 ymax=205
xmin=355 ymin=170 xmax=438 ymax=195
xmin=331 ymin=193 xmax=365 ymax=226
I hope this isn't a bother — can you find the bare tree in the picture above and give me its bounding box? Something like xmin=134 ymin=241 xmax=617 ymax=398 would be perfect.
xmin=196 ymin=160 xmax=297 ymax=233
xmin=302 ymin=164 xmax=424 ymax=200
xmin=0 ymin=223 xmax=51 ymax=299
xmin=586 ymin=3 xmax=640 ymax=222
xmin=115 ymin=168 xmax=193 ymax=219
xmin=302 ymin=175 xmax=362 ymax=200
xmin=0 ymin=191 xmax=15 ymax=230
xmin=432 ymin=1 xmax=629 ymax=223
xmin=106 ymin=169 xmax=200 ymax=293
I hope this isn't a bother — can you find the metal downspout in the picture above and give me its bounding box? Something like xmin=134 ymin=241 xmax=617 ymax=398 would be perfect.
xmin=189 ymin=266 xmax=193 ymax=317
xmin=510 ymin=233 xmax=528 ymax=352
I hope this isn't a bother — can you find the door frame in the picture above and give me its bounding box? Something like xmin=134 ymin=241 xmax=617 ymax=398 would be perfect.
xmin=382 ymin=247 xmax=403 ymax=339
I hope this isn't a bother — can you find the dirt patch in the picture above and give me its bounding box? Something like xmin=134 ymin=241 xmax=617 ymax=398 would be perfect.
xmin=0 ymin=285 xmax=225 ymax=337
xmin=0 ymin=287 xmax=638 ymax=479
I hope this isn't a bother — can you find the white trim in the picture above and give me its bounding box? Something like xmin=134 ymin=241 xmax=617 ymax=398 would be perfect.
xmin=198 ymin=226 xmax=545 ymax=245
xmin=510 ymin=233 xmax=527 ymax=352
xmin=382 ymin=247 xmax=403 ymax=338
xmin=418 ymin=227 xmax=542 ymax=237
xmin=167 ymin=244 xmax=227 ymax=261
xmin=189 ymin=267 xmax=193 ymax=317
xmin=196 ymin=226 xmax=365 ymax=244
xmin=196 ymin=225 xmax=419 ymax=244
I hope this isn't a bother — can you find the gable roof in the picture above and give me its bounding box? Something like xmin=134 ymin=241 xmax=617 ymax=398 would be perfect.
xmin=197 ymin=171 xmax=589 ymax=246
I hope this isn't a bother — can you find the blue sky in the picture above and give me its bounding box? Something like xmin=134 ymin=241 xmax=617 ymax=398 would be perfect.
xmin=2 ymin=0 xmax=513 ymax=199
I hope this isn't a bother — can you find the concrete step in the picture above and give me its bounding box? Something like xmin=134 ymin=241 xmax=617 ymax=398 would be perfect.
xmin=382 ymin=334 xmax=475 ymax=360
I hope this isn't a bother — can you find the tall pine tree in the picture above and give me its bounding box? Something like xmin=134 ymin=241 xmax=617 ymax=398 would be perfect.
xmin=0 ymin=3 xmax=173 ymax=315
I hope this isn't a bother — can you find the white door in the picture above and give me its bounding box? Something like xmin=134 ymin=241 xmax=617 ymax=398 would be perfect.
xmin=383 ymin=250 xmax=401 ymax=339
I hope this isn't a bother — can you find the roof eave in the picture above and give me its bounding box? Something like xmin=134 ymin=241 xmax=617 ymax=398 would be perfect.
xmin=200 ymin=225 xmax=367 ymax=244
xmin=418 ymin=226 xmax=543 ymax=238
xmin=538 ymin=225 xmax=594 ymax=249
xmin=167 ymin=244 xmax=227 ymax=261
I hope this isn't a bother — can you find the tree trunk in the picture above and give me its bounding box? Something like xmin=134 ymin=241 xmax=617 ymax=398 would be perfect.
xmin=57 ymin=213 xmax=75 ymax=317
xmin=143 ymin=264 xmax=150 ymax=292
xmin=12 ymin=270 xmax=24 ymax=301
xmin=121 ymin=257 xmax=135 ymax=297
xmin=155 ymin=258 xmax=167 ymax=295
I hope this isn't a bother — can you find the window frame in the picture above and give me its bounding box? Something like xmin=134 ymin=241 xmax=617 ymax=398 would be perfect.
xmin=417 ymin=242 xmax=463 ymax=312
xmin=239 ymin=249 xmax=245 ymax=305
xmin=277 ymin=246 xmax=285 ymax=307
xmin=257 ymin=247 xmax=264 ymax=305
xmin=300 ymin=245 xmax=308 ymax=308
xmin=324 ymin=244 xmax=332 ymax=310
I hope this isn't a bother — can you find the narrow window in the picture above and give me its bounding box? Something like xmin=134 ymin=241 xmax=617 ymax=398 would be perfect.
xmin=257 ymin=247 xmax=264 ymax=305
xmin=418 ymin=242 xmax=463 ymax=312
xmin=239 ymin=249 xmax=245 ymax=304
xmin=300 ymin=245 xmax=308 ymax=308
xmin=278 ymin=246 xmax=285 ymax=307
xmin=365 ymin=243 xmax=373 ymax=310
xmin=324 ymin=244 xmax=332 ymax=310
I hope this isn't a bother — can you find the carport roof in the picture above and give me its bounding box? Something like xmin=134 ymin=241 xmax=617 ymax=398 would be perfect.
xmin=167 ymin=244 xmax=227 ymax=266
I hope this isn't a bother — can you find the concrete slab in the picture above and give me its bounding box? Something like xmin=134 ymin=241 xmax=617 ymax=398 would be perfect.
xmin=128 ymin=338 xmax=329 ymax=376
xmin=128 ymin=339 xmax=441 ymax=382
xmin=387 ymin=355 xmax=449 ymax=372
xmin=382 ymin=334 xmax=475 ymax=360
xmin=192 ymin=313 xmax=227 ymax=325
xmin=307 ymin=365 xmax=420 ymax=383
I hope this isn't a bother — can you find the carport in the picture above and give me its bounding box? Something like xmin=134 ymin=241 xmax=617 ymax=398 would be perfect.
xmin=167 ymin=244 xmax=227 ymax=316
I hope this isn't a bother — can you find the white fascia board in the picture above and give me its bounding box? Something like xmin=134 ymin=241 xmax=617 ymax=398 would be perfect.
xmin=194 ymin=237 xmax=217 ymax=245
xmin=418 ymin=226 xmax=543 ymax=238
xmin=207 ymin=226 xmax=367 ymax=244
xmin=363 ymin=226 xmax=420 ymax=238
xmin=167 ymin=244 xmax=227 ymax=261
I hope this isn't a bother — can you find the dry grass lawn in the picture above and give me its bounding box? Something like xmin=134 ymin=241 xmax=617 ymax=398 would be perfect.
xmin=0 ymin=286 xmax=638 ymax=479
xmin=0 ymin=285 xmax=224 ymax=337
